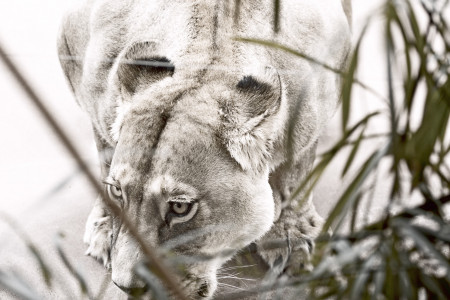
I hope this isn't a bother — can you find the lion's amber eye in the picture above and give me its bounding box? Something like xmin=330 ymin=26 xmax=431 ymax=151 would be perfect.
xmin=171 ymin=202 xmax=190 ymax=215
xmin=166 ymin=201 xmax=198 ymax=227
xmin=107 ymin=184 xmax=122 ymax=200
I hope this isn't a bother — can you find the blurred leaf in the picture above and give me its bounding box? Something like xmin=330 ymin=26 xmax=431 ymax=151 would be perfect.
xmin=393 ymin=219 xmax=450 ymax=282
xmin=93 ymin=274 xmax=111 ymax=300
xmin=55 ymin=233 xmax=91 ymax=298
xmin=235 ymin=37 xmax=386 ymax=101
xmin=38 ymin=168 xmax=80 ymax=202
xmin=273 ymin=0 xmax=280 ymax=33
xmin=349 ymin=255 xmax=375 ymax=299
xmin=0 ymin=214 xmax=52 ymax=288
xmin=342 ymin=124 xmax=367 ymax=177
xmin=385 ymin=239 xmax=401 ymax=300
xmin=322 ymin=142 xmax=390 ymax=233
xmin=342 ymin=24 xmax=368 ymax=133
xmin=413 ymin=223 xmax=450 ymax=243
xmin=285 ymin=90 xmax=304 ymax=165
xmin=349 ymin=191 xmax=363 ymax=233
xmin=291 ymin=111 xmax=380 ymax=209
xmin=233 ymin=0 xmax=241 ymax=26
xmin=135 ymin=263 xmax=170 ymax=300
xmin=27 ymin=244 xmax=52 ymax=288
xmin=235 ymin=37 xmax=342 ymax=73
xmin=405 ymin=1 xmax=427 ymax=63
xmin=407 ymin=91 xmax=450 ymax=188
xmin=418 ymin=273 xmax=447 ymax=300
xmin=387 ymin=0 xmax=419 ymax=129
xmin=0 ymin=270 xmax=41 ymax=300
xmin=372 ymin=267 xmax=386 ymax=300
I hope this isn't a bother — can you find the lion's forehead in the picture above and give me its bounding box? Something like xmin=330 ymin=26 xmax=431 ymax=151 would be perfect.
xmin=90 ymin=0 xmax=348 ymax=60
xmin=112 ymin=110 xmax=228 ymax=188
xmin=146 ymin=175 xmax=199 ymax=200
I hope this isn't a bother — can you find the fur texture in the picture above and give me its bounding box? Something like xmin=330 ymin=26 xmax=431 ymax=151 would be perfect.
xmin=58 ymin=0 xmax=351 ymax=298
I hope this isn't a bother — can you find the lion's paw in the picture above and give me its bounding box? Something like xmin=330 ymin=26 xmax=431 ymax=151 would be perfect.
xmin=83 ymin=203 xmax=104 ymax=244
xmin=84 ymin=216 xmax=112 ymax=269
xmin=257 ymin=231 xmax=314 ymax=277
xmin=256 ymin=208 xmax=323 ymax=276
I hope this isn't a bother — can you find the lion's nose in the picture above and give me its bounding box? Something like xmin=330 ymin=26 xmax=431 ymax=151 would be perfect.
xmin=113 ymin=281 xmax=148 ymax=297
xmin=197 ymin=282 xmax=210 ymax=298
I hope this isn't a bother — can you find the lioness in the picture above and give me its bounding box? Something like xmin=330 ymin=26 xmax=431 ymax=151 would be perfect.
xmin=58 ymin=0 xmax=351 ymax=298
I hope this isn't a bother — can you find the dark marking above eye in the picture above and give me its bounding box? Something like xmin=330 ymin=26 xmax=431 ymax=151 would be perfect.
xmin=236 ymin=75 xmax=271 ymax=94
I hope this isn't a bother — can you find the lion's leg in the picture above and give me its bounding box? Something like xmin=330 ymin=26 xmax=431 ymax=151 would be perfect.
xmin=257 ymin=142 xmax=323 ymax=276
xmin=84 ymin=129 xmax=114 ymax=269
xmin=84 ymin=198 xmax=112 ymax=269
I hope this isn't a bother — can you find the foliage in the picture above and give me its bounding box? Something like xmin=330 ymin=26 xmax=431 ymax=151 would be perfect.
xmin=299 ymin=0 xmax=450 ymax=299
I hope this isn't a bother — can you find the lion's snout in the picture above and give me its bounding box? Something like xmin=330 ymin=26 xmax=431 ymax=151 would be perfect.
xmin=113 ymin=280 xmax=148 ymax=297
xmin=110 ymin=224 xmax=219 ymax=299
xmin=112 ymin=266 xmax=217 ymax=299
xmin=182 ymin=273 xmax=217 ymax=299
xmin=111 ymin=268 xmax=147 ymax=297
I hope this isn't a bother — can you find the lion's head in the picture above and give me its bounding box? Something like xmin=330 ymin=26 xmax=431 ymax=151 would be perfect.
xmin=103 ymin=43 xmax=285 ymax=297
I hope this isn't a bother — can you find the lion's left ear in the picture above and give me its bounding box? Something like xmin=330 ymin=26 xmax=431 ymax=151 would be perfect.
xmin=220 ymin=66 xmax=283 ymax=173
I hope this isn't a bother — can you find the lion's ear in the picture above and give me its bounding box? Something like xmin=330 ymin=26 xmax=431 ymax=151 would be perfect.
xmin=221 ymin=66 xmax=283 ymax=173
xmin=115 ymin=41 xmax=175 ymax=95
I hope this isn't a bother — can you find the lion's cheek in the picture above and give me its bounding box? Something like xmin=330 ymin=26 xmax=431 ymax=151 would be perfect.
xmin=238 ymin=181 xmax=276 ymax=244
xmin=203 ymin=181 xmax=275 ymax=254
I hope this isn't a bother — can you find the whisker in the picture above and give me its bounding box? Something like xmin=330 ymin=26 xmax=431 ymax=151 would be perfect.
xmin=217 ymin=274 xmax=256 ymax=282
xmin=218 ymin=264 xmax=256 ymax=272
xmin=217 ymin=282 xmax=247 ymax=291
xmin=217 ymin=279 xmax=250 ymax=289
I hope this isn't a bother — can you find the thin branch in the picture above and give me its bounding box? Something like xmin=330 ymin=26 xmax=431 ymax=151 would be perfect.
xmin=0 ymin=40 xmax=188 ymax=300
xmin=234 ymin=37 xmax=387 ymax=102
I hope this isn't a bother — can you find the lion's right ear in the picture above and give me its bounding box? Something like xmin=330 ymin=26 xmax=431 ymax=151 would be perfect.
xmin=220 ymin=66 xmax=283 ymax=173
xmin=114 ymin=41 xmax=175 ymax=96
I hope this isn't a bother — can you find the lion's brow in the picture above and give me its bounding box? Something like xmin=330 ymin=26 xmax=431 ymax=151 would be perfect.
xmin=166 ymin=195 xmax=196 ymax=203
xmin=102 ymin=176 xmax=120 ymax=188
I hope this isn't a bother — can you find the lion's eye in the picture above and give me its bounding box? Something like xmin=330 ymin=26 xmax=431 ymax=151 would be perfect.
xmin=166 ymin=201 xmax=198 ymax=227
xmin=170 ymin=202 xmax=190 ymax=215
xmin=107 ymin=184 xmax=122 ymax=200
